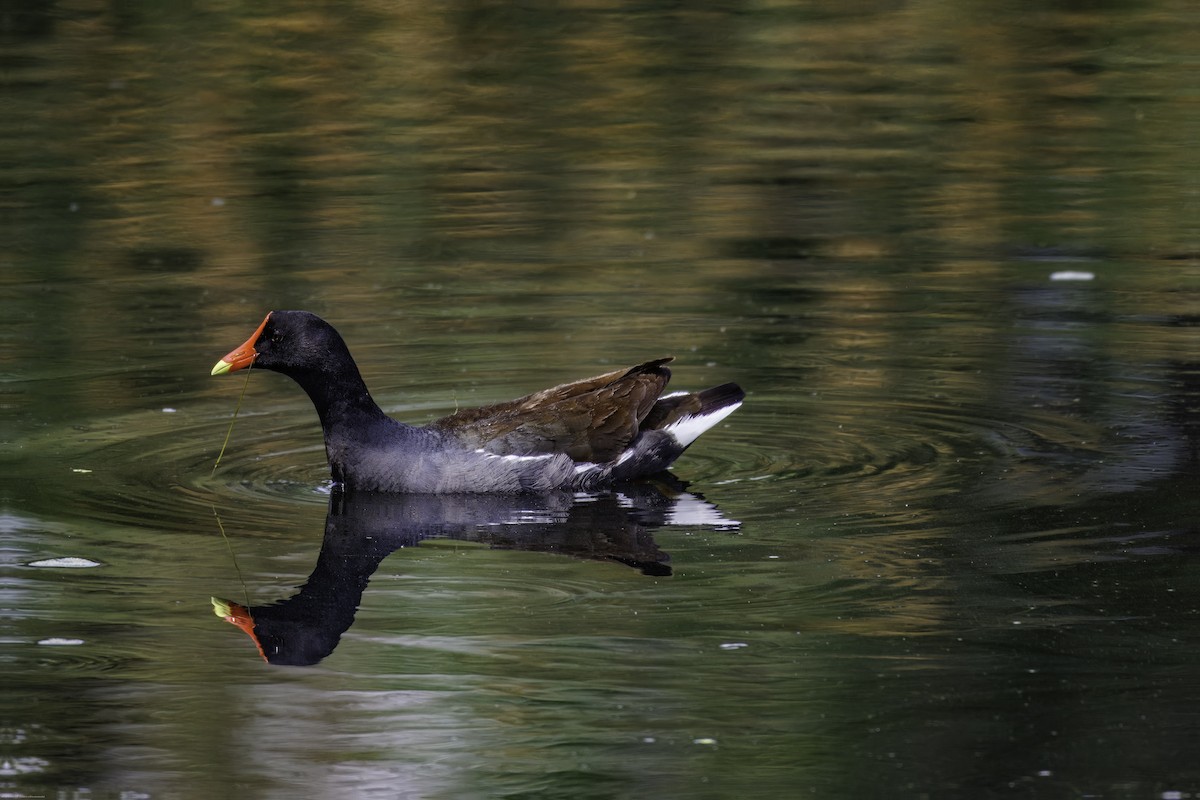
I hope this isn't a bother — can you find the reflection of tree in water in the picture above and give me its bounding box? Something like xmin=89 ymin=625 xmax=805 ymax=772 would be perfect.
xmin=214 ymin=483 xmax=739 ymax=666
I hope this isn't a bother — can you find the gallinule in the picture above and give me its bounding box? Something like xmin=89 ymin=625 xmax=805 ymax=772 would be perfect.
xmin=211 ymin=311 xmax=744 ymax=493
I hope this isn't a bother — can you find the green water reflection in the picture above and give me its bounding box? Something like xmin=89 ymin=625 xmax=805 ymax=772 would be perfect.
xmin=6 ymin=0 xmax=1198 ymax=798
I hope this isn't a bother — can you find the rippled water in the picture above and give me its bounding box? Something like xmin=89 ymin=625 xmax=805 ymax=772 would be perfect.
xmin=7 ymin=1 xmax=1199 ymax=798
xmin=10 ymin=264 xmax=1198 ymax=798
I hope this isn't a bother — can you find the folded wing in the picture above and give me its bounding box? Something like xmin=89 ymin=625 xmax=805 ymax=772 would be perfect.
xmin=430 ymin=358 xmax=674 ymax=463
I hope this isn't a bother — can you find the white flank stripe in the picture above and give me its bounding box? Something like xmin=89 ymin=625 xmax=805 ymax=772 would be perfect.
xmin=664 ymin=401 xmax=742 ymax=447
xmin=475 ymin=449 xmax=554 ymax=463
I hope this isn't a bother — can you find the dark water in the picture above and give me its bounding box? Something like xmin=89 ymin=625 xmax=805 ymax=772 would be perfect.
xmin=6 ymin=1 xmax=1198 ymax=798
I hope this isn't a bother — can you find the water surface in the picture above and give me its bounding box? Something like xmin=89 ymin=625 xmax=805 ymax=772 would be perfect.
xmin=5 ymin=1 xmax=1198 ymax=798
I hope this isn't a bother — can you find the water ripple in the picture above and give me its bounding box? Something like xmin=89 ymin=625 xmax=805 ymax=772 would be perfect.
xmin=690 ymin=394 xmax=1101 ymax=499
xmin=21 ymin=402 xmax=333 ymax=528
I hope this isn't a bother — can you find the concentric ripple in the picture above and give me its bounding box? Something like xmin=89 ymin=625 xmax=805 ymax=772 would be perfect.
xmin=16 ymin=399 xmax=337 ymax=531
xmin=683 ymin=392 xmax=1103 ymax=494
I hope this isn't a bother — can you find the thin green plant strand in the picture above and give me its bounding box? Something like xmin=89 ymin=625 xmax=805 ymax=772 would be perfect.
xmin=211 ymin=505 xmax=251 ymax=608
xmin=212 ymin=364 xmax=253 ymax=476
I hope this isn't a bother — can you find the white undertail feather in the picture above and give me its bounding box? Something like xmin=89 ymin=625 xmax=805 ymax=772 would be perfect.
xmin=663 ymin=400 xmax=743 ymax=448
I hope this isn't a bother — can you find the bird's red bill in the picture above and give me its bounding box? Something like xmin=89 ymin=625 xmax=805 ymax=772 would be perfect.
xmin=211 ymin=313 xmax=271 ymax=375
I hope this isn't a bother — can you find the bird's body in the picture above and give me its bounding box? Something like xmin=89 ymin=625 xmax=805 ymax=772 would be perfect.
xmin=212 ymin=311 xmax=744 ymax=493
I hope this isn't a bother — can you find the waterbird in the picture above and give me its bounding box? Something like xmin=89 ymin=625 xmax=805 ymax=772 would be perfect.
xmin=211 ymin=311 xmax=744 ymax=493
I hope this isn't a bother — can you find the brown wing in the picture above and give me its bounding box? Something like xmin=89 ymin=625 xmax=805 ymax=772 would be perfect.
xmin=428 ymin=358 xmax=673 ymax=462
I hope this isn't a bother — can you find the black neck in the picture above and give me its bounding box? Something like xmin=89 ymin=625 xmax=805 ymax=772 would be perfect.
xmin=285 ymin=362 xmax=390 ymax=433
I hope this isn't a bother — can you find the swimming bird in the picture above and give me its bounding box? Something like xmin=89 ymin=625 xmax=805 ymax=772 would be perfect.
xmin=211 ymin=311 xmax=744 ymax=493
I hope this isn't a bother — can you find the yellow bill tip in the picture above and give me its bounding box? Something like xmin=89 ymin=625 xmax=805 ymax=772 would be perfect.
xmin=211 ymin=597 xmax=232 ymax=618
xmin=211 ymin=359 xmax=233 ymax=377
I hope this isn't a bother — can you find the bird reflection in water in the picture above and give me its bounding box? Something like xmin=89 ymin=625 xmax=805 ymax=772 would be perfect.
xmin=212 ymin=480 xmax=739 ymax=666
